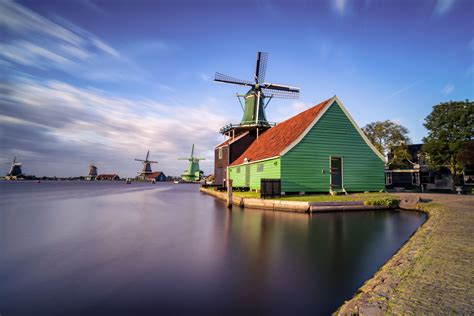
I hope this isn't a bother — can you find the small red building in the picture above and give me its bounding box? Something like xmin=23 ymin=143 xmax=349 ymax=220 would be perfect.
xmin=96 ymin=174 xmax=120 ymax=181
xmin=145 ymin=171 xmax=167 ymax=182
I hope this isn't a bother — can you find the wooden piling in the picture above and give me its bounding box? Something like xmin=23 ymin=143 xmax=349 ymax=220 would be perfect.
xmin=227 ymin=179 xmax=233 ymax=208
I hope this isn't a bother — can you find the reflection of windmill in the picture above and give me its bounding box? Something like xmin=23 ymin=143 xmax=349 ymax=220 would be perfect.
xmin=178 ymin=144 xmax=205 ymax=182
xmin=135 ymin=150 xmax=157 ymax=180
xmin=215 ymin=51 xmax=300 ymax=137
xmin=5 ymin=156 xmax=24 ymax=180
xmin=86 ymin=163 xmax=98 ymax=181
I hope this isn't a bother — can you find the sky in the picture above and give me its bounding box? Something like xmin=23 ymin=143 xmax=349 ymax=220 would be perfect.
xmin=1 ymin=0 xmax=473 ymax=177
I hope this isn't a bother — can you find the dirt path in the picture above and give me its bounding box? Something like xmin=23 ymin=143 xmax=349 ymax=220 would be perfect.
xmin=336 ymin=193 xmax=474 ymax=315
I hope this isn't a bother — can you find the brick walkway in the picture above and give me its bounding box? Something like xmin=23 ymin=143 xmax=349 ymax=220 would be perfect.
xmin=337 ymin=193 xmax=474 ymax=315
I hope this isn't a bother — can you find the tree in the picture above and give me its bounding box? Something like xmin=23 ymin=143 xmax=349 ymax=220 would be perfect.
xmin=422 ymin=100 xmax=474 ymax=183
xmin=362 ymin=120 xmax=411 ymax=165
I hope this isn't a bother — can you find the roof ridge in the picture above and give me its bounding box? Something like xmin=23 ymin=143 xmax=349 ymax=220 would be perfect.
xmin=230 ymin=97 xmax=333 ymax=166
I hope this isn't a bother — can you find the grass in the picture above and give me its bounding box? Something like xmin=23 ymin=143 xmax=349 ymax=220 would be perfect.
xmin=230 ymin=190 xmax=394 ymax=202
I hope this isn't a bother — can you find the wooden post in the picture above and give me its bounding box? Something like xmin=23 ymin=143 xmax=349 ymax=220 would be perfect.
xmin=226 ymin=167 xmax=232 ymax=208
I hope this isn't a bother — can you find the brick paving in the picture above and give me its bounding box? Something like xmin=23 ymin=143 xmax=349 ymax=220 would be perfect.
xmin=336 ymin=193 xmax=474 ymax=315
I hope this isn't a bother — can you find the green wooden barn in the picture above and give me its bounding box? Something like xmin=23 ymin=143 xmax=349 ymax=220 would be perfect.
xmin=227 ymin=96 xmax=386 ymax=194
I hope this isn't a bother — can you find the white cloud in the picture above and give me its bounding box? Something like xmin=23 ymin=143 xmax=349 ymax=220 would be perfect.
xmin=441 ymin=83 xmax=455 ymax=94
xmin=0 ymin=79 xmax=230 ymax=177
xmin=433 ymin=0 xmax=456 ymax=15
xmin=200 ymin=73 xmax=210 ymax=81
xmin=0 ymin=1 xmax=120 ymax=71
xmin=386 ymin=81 xmax=422 ymax=100
xmin=332 ymin=0 xmax=348 ymax=15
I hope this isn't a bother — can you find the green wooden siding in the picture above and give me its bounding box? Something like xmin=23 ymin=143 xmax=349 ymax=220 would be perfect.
xmin=229 ymin=157 xmax=281 ymax=190
xmin=281 ymin=101 xmax=385 ymax=193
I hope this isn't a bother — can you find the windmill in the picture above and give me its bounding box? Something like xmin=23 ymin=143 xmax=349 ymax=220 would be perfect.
xmin=135 ymin=150 xmax=157 ymax=180
xmin=86 ymin=163 xmax=98 ymax=180
xmin=214 ymin=51 xmax=300 ymax=136
xmin=178 ymin=144 xmax=205 ymax=182
xmin=5 ymin=156 xmax=24 ymax=180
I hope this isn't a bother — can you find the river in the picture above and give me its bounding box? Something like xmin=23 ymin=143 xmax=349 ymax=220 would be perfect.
xmin=0 ymin=181 xmax=426 ymax=315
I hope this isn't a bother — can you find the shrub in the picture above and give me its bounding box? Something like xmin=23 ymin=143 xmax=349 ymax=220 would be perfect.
xmin=364 ymin=197 xmax=399 ymax=207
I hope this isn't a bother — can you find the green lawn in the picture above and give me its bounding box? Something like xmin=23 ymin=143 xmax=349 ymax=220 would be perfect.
xmin=231 ymin=191 xmax=394 ymax=202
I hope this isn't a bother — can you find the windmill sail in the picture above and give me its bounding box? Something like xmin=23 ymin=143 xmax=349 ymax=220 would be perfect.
xmin=214 ymin=51 xmax=300 ymax=135
xmin=178 ymin=144 xmax=205 ymax=182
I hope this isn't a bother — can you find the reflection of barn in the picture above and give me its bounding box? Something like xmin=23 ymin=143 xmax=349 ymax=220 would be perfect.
xmin=385 ymin=144 xmax=455 ymax=191
xmin=145 ymin=171 xmax=166 ymax=182
xmin=96 ymin=174 xmax=120 ymax=181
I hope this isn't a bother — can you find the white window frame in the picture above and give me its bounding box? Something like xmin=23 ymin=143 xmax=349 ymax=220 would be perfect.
xmin=218 ymin=147 xmax=222 ymax=159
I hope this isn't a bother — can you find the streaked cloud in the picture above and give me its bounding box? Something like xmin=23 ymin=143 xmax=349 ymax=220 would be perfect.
xmin=331 ymin=0 xmax=348 ymax=15
xmin=0 ymin=78 xmax=230 ymax=177
xmin=386 ymin=81 xmax=422 ymax=100
xmin=441 ymin=83 xmax=455 ymax=94
xmin=0 ymin=0 xmax=120 ymax=71
xmin=433 ymin=0 xmax=456 ymax=15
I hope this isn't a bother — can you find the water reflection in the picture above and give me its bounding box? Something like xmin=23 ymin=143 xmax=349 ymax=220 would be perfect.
xmin=0 ymin=182 xmax=425 ymax=315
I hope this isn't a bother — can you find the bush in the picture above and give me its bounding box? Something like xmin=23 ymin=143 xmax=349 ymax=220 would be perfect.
xmin=364 ymin=197 xmax=399 ymax=207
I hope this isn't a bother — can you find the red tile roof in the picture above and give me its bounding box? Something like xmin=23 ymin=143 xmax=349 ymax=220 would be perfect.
xmin=146 ymin=171 xmax=164 ymax=179
xmin=230 ymin=98 xmax=333 ymax=166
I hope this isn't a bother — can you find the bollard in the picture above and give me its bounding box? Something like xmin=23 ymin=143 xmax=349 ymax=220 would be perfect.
xmin=227 ymin=179 xmax=233 ymax=208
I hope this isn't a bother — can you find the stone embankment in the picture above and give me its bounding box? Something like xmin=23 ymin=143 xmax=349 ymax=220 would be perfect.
xmin=199 ymin=187 xmax=396 ymax=213
xmin=336 ymin=193 xmax=474 ymax=315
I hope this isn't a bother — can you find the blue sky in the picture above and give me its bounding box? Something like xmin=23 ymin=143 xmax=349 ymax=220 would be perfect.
xmin=1 ymin=0 xmax=473 ymax=177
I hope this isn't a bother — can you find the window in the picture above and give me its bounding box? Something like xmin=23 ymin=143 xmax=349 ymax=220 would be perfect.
xmin=236 ymin=167 xmax=241 ymax=173
xmin=257 ymin=164 xmax=264 ymax=172
xmin=385 ymin=172 xmax=392 ymax=185
xmin=218 ymin=147 xmax=222 ymax=159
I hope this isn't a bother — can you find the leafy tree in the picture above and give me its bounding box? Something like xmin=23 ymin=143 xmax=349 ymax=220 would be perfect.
xmin=362 ymin=120 xmax=411 ymax=165
xmin=422 ymin=100 xmax=474 ymax=182
xmin=458 ymin=140 xmax=474 ymax=167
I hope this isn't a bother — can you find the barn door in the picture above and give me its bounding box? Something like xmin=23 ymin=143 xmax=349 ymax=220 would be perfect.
xmin=330 ymin=157 xmax=343 ymax=190
xmin=245 ymin=165 xmax=251 ymax=187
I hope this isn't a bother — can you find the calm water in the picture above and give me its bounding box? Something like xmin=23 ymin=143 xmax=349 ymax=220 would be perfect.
xmin=0 ymin=181 xmax=426 ymax=315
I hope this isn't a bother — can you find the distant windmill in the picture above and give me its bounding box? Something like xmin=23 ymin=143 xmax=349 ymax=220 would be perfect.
xmin=5 ymin=156 xmax=24 ymax=180
xmin=178 ymin=144 xmax=205 ymax=182
xmin=86 ymin=163 xmax=98 ymax=180
xmin=135 ymin=150 xmax=157 ymax=180
xmin=215 ymin=51 xmax=300 ymax=136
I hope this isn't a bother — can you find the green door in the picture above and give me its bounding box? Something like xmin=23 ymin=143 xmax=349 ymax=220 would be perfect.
xmin=245 ymin=165 xmax=250 ymax=187
xmin=330 ymin=157 xmax=342 ymax=190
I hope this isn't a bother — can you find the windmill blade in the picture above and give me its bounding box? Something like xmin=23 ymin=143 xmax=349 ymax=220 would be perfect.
xmin=263 ymin=83 xmax=300 ymax=92
xmin=191 ymin=144 xmax=195 ymax=158
xmin=255 ymin=51 xmax=268 ymax=84
xmin=146 ymin=151 xmax=150 ymax=161
xmin=194 ymin=157 xmax=206 ymax=160
xmin=177 ymin=158 xmax=190 ymax=160
xmin=148 ymin=161 xmax=158 ymax=163
xmin=214 ymin=72 xmax=254 ymax=86
xmin=262 ymin=87 xmax=300 ymax=99
xmin=134 ymin=159 xmax=145 ymax=162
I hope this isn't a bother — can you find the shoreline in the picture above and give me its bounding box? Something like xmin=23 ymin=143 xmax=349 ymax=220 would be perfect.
xmin=199 ymin=187 xmax=396 ymax=213
xmin=200 ymin=188 xmax=474 ymax=314
xmin=335 ymin=193 xmax=474 ymax=315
